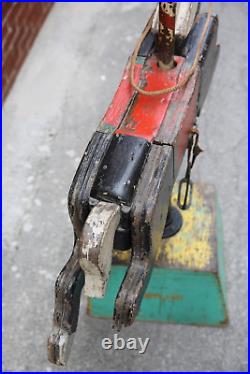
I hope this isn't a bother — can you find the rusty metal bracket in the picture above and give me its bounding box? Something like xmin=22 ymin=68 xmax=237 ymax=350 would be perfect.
xmin=78 ymin=202 xmax=120 ymax=298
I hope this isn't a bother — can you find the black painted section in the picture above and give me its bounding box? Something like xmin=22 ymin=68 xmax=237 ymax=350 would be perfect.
xmin=113 ymin=226 xmax=131 ymax=250
xmin=68 ymin=131 xmax=112 ymax=235
xmin=113 ymin=204 xmax=131 ymax=250
xmin=197 ymin=16 xmax=219 ymax=113
xmin=91 ymin=134 xmax=151 ymax=206
xmin=180 ymin=14 xmax=220 ymax=114
xmin=138 ymin=30 xmax=156 ymax=57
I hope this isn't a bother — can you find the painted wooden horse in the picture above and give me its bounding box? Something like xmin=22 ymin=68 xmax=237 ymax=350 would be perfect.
xmin=48 ymin=2 xmax=219 ymax=365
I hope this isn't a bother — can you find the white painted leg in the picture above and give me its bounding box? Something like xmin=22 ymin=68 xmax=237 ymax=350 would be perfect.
xmin=176 ymin=2 xmax=200 ymax=39
xmin=77 ymin=202 xmax=120 ymax=298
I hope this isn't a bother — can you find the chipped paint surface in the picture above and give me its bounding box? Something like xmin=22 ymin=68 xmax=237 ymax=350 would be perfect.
xmin=98 ymin=53 xmax=188 ymax=142
xmin=78 ymin=201 xmax=120 ymax=298
xmin=48 ymin=328 xmax=74 ymax=366
xmin=98 ymin=63 xmax=142 ymax=133
xmin=116 ymin=56 xmax=184 ymax=141
xmin=157 ymin=2 xmax=176 ymax=68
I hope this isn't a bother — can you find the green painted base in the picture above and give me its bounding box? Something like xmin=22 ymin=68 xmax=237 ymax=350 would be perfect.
xmin=87 ymin=184 xmax=228 ymax=326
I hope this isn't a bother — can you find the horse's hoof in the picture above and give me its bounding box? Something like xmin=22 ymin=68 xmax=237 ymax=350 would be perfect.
xmin=48 ymin=327 xmax=75 ymax=366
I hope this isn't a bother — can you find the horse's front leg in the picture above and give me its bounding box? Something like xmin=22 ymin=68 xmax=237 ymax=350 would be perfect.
xmin=48 ymin=244 xmax=84 ymax=366
xmin=114 ymin=144 xmax=174 ymax=329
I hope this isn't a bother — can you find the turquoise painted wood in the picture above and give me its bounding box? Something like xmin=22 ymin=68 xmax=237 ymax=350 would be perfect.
xmin=87 ymin=185 xmax=228 ymax=326
xmin=88 ymin=266 xmax=227 ymax=326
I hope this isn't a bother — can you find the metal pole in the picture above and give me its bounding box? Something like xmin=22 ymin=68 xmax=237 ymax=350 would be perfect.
xmin=157 ymin=2 xmax=176 ymax=69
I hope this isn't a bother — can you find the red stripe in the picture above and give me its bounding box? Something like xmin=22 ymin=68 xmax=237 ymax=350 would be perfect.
xmin=99 ymin=63 xmax=143 ymax=130
xmin=161 ymin=13 xmax=175 ymax=31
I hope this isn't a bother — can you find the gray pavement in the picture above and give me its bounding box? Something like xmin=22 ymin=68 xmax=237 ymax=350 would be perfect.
xmin=2 ymin=2 xmax=248 ymax=372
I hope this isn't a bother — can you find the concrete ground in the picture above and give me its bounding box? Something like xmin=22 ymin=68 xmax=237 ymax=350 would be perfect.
xmin=2 ymin=2 xmax=248 ymax=372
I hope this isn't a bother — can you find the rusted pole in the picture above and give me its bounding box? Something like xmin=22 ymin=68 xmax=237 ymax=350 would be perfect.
xmin=157 ymin=2 xmax=176 ymax=69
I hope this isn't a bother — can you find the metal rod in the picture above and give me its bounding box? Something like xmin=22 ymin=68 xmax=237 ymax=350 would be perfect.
xmin=157 ymin=2 xmax=176 ymax=69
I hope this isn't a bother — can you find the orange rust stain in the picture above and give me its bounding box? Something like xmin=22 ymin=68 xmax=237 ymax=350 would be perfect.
xmin=144 ymin=293 xmax=183 ymax=301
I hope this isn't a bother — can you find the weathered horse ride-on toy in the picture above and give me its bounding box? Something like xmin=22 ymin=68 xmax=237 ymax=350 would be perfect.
xmin=48 ymin=2 xmax=225 ymax=365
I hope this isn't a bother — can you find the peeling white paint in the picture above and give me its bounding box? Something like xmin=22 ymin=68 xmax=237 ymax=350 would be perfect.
xmin=100 ymin=75 xmax=107 ymax=82
xmin=176 ymin=3 xmax=199 ymax=39
xmin=79 ymin=202 xmax=120 ymax=298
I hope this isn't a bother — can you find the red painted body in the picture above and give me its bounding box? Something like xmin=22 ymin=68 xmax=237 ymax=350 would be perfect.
xmin=98 ymin=54 xmax=200 ymax=158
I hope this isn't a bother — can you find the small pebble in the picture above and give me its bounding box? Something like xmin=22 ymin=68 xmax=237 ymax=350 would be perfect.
xmin=34 ymin=199 xmax=42 ymax=207
xmin=60 ymin=198 xmax=67 ymax=206
xmin=27 ymin=175 xmax=34 ymax=183
xmin=23 ymin=162 xmax=32 ymax=170
xmin=38 ymin=144 xmax=50 ymax=153
xmin=125 ymin=35 xmax=133 ymax=42
xmin=65 ymin=149 xmax=76 ymax=158
xmin=74 ymin=157 xmax=81 ymax=165
xmin=23 ymin=222 xmax=33 ymax=233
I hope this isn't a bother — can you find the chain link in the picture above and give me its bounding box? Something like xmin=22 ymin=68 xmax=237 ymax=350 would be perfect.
xmin=177 ymin=126 xmax=203 ymax=210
